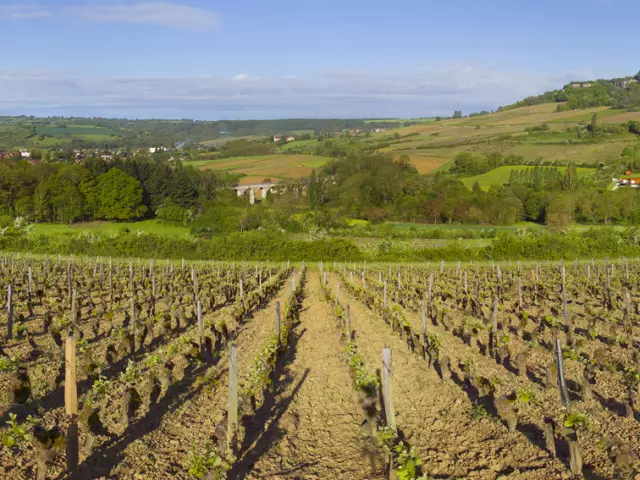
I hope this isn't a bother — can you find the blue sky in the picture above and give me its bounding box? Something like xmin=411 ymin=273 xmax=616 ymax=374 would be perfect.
xmin=0 ymin=0 xmax=637 ymax=119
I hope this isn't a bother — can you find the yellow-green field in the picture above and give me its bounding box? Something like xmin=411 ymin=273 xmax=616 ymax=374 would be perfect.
xmin=460 ymin=165 xmax=596 ymax=191
xmin=31 ymin=219 xmax=190 ymax=237
xmin=186 ymin=154 xmax=332 ymax=182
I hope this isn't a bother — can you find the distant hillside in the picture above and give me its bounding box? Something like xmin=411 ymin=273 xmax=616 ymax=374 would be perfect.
xmin=500 ymin=72 xmax=640 ymax=112
xmin=0 ymin=117 xmax=418 ymax=151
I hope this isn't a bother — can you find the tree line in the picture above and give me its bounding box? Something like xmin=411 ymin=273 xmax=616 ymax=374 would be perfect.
xmin=0 ymin=156 xmax=235 ymax=224
xmin=303 ymin=154 xmax=640 ymax=229
xmin=1 ymin=149 xmax=640 ymax=232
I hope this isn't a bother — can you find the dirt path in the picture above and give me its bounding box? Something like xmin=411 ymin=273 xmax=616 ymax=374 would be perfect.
xmin=237 ymin=274 xmax=386 ymax=479
xmin=338 ymin=280 xmax=566 ymax=480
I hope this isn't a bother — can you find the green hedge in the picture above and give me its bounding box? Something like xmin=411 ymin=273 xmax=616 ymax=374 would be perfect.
xmin=2 ymin=227 xmax=640 ymax=262
xmin=0 ymin=231 xmax=364 ymax=261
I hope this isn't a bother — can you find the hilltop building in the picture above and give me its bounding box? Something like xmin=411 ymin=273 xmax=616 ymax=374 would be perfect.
xmin=569 ymin=81 xmax=595 ymax=89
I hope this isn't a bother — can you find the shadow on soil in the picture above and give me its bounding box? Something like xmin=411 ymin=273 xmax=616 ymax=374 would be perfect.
xmin=227 ymin=321 xmax=309 ymax=479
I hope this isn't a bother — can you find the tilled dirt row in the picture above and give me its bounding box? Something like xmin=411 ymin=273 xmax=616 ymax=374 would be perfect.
xmin=0 ymin=295 xmax=174 ymax=417
xmin=69 ymin=280 xmax=294 ymax=480
xmin=338 ymin=281 xmax=566 ymax=480
xmin=363 ymin=274 xmax=640 ymax=478
xmin=0 ymin=276 xmax=273 ymax=479
xmin=234 ymin=274 xmax=387 ymax=480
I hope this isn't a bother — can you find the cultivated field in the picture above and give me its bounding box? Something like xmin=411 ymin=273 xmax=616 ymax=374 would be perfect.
xmin=1 ymin=255 xmax=639 ymax=479
xmin=189 ymin=154 xmax=331 ymax=182
xmin=380 ymin=103 xmax=638 ymax=170
xmin=178 ymin=102 xmax=636 ymax=184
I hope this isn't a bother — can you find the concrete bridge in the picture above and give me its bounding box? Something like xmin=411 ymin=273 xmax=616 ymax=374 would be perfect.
xmin=233 ymin=183 xmax=279 ymax=204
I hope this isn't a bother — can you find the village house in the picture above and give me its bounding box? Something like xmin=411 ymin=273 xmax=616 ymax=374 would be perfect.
xmin=149 ymin=147 xmax=169 ymax=153
xmin=273 ymin=135 xmax=296 ymax=142
xmin=570 ymin=81 xmax=595 ymax=89
xmin=20 ymin=150 xmax=31 ymax=158
xmin=614 ymin=172 xmax=640 ymax=188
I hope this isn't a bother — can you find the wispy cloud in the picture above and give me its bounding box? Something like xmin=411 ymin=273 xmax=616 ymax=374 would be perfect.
xmin=0 ymin=65 xmax=580 ymax=119
xmin=0 ymin=2 xmax=219 ymax=31
xmin=0 ymin=4 xmax=52 ymax=20
xmin=62 ymin=2 xmax=220 ymax=31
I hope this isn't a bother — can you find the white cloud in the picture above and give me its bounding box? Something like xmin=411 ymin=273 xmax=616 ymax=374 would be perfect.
xmin=233 ymin=74 xmax=263 ymax=81
xmin=0 ymin=2 xmax=219 ymax=31
xmin=62 ymin=2 xmax=220 ymax=31
xmin=0 ymin=65 xmax=583 ymax=119
xmin=0 ymin=4 xmax=52 ymax=20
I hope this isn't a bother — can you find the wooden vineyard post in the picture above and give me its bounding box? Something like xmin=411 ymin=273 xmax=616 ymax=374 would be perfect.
xmin=70 ymin=290 xmax=77 ymax=328
xmin=276 ymin=301 xmax=281 ymax=343
xmin=151 ymin=269 xmax=156 ymax=316
xmin=382 ymin=348 xmax=396 ymax=430
xmin=362 ymin=272 xmax=367 ymax=290
xmin=345 ymin=304 xmax=351 ymax=339
xmin=192 ymin=266 xmax=199 ymax=299
xmin=517 ymin=274 xmax=522 ymax=311
xmin=490 ymin=297 xmax=498 ymax=359
xmin=197 ymin=300 xmax=203 ymax=353
xmin=473 ymin=278 xmax=480 ymax=318
xmin=7 ymin=284 xmax=14 ymax=340
xmin=427 ymin=273 xmax=433 ymax=317
xmin=65 ymin=334 xmax=78 ymax=472
xmin=561 ymin=264 xmax=574 ymax=346
xmin=383 ymin=281 xmax=387 ymax=308
xmin=108 ymin=259 xmax=113 ymax=309
xmin=239 ymin=279 xmax=243 ymax=299
xmin=68 ymin=262 xmax=73 ymax=309
xmin=554 ymin=338 xmax=571 ymax=409
xmin=555 ymin=338 xmax=582 ymax=475
xmin=227 ymin=343 xmax=238 ymax=454
xmin=335 ymin=281 xmax=340 ymax=306
xmin=27 ymin=266 xmax=32 ymax=311
xmin=625 ymin=258 xmax=630 ymax=287
xmin=65 ymin=335 xmax=78 ymax=414
xmin=131 ymin=294 xmax=137 ymax=350
xmin=624 ymin=289 xmax=633 ymax=340
xmin=397 ymin=271 xmax=401 ymax=290
xmin=420 ymin=297 xmax=428 ymax=359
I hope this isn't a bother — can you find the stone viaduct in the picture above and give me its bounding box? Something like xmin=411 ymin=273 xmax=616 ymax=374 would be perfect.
xmin=233 ymin=183 xmax=279 ymax=204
